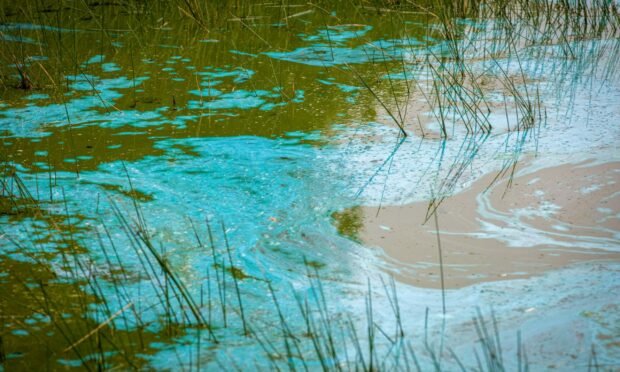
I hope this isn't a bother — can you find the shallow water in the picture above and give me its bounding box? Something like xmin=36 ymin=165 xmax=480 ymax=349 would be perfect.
xmin=1 ymin=1 xmax=619 ymax=370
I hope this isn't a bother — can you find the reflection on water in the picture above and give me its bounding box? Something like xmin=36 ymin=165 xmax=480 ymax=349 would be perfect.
xmin=1 ymin=0 xmax=619 ymax=370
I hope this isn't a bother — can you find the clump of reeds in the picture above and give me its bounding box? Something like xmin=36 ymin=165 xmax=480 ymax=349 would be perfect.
xmin=349 ymin=0 xmax=618 ymax=138
xmin=0 ymin=165 xmax=41 ymax=216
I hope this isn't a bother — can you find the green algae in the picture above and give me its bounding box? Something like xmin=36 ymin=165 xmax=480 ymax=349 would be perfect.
xmin=331 ymin=206 xmax=364 ymax=242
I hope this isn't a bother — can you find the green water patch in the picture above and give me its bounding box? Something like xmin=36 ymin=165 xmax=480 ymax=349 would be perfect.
xmin=80 ymin=180 xmax=154 ymax=202
xmin=264 ymin=37 xmax=429 ymax=67
xmin=299 ymin=24 xmax=373 ymax=43
xmin=331 ymin=206 xmax=364 ymax=242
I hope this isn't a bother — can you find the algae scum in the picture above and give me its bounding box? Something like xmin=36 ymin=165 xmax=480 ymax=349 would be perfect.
xmin=1 ymin=1 xmax=620 ymax=370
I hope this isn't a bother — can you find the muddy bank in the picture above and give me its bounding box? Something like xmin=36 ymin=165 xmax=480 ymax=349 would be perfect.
xmin=338 ymin=160 xmax=620 ymax=288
